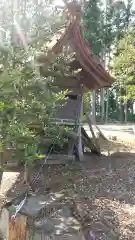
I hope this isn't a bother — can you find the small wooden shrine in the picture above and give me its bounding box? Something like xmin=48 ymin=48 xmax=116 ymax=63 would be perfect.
xmin=36 ymin=0 xmax=114 ymax=161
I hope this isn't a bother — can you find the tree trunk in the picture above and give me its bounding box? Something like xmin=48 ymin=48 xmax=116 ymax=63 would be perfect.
xmin=105 ymin=48 xmax=111 ymax=124
xmin=124 ymin=100 xmax=127 ymax=124
xmin=24 ymin=163 xmax=31 ymax=184
xmin=120 ymin=102 xmax=123 ymax=123
xmin=119 ymin=87 xmax=125 ymax=123
xmin=124 ymin=87 xmax=128 ymax=123
xmin=119 ymin=88 xmax=123 ymax=123
xmin=92 ymin=90 xmax=96 ymax=121
xmin=105 ymin=88 xmax=109 ymax=123
xmin=100 ymin=88 xmax=105 ymax=123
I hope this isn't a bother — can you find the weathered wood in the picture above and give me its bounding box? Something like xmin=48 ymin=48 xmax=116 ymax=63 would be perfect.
xmin=51 ymin=77 xmax=80 ymax=88
xmin=56 ymin=87 xmax=82 ymax=122
xmin=9 ymin=214 xmax=27 ymax=240
xmin=63 ymin=130 xmax=78 ymax=157
xmin=81 ymin=127 xmax=99 ymax=154
xmin=0 ymin=147 xmax=19 ymax=167
xmin=63 ymin=130 xmax=78 ymax=140
xmin=68 ymin=138 xmax=76 ymax=156
xmin=77 ymin=91 xmax=84 ymax=161
xmin=86 ymin=114 xmax=100 ymax=155
xmin=43 ymin=154 xmax=75 ymax=164
xmin=88 ymin=114 xmax=108 ymax=141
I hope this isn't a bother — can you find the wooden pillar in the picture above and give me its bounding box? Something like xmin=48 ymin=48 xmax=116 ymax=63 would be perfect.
xmin=77 ymin=86 xmax=84 ymax=161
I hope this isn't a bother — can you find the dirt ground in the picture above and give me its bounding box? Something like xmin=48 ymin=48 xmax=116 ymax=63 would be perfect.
xmin=1 ymin=132 xmax=135 ymax=239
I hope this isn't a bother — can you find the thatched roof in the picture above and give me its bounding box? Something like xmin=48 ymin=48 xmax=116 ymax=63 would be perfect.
xmin=36 ymin=0 xmax=114 ymax=90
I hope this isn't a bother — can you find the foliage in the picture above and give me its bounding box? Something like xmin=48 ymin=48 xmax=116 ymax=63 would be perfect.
xmin=113 ymin=28 xmax=135 ymax=99
xmin=0 ymin=58 xmax=71 ymax=166
xmin=83 ymin=0 xmax=118 ymax=56
xmin=83 ymin=0 xmax=135 ymax=123
xmin=83 ymin=0 xmax=104 ymax=56
xmin=0 ymin=0 xmax=72 ymax=168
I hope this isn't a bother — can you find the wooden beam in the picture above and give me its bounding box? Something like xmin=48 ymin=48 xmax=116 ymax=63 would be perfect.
xmin=86 ymin=114 xmax=100 ymax=155
xmin=88 ymin=114 xmax=108 ymax=141
xmin=81 ymin=127 xmax=99 ymax=154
